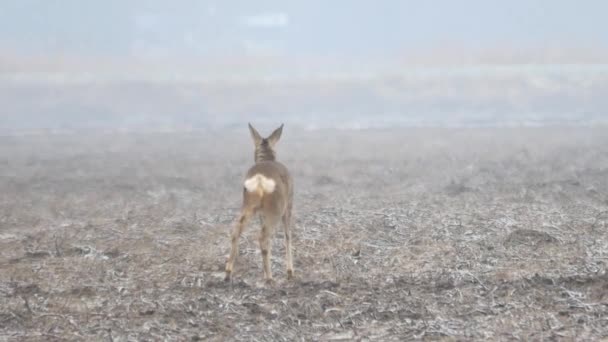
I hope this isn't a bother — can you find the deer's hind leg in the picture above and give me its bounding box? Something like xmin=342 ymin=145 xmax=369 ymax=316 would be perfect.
xmin=282 ymin=208 xmax=294 ymax=280
xmin=225 ymin=208 xmax=254 ymax=281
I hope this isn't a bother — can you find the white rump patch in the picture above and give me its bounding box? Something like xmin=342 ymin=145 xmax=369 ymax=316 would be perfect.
xmin=244 ymin=174 xmax=276 ymax=195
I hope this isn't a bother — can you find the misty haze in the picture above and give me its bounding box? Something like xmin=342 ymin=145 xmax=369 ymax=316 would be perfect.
xmin=1 ymin=1 xmax=608 ymax=341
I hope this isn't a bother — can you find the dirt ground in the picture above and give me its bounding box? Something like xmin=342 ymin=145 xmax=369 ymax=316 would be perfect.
xmin=1 ymin=126 xmax=607 ymax=341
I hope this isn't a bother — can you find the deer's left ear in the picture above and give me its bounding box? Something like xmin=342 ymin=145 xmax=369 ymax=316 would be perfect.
xmin=248 ymin=123 xmax=263 ymax=145
xmin=267 ymin=124 xmax=283 ymax=147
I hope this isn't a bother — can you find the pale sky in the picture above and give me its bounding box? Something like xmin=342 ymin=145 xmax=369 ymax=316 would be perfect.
xmin=1 ymin=0 xmax=606 ymax=57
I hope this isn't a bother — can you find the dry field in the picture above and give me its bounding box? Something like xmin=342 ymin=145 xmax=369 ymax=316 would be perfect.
xmin=1 ymin=126 xmax=607 ymax=341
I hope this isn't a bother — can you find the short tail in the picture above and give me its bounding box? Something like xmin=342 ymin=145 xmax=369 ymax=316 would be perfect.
xmin=243 ymin=174 xmax=276 ymax=197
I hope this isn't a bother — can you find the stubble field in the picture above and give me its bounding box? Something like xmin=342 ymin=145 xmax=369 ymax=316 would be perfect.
xmin=1 ymin=126 xmax=607 ymax=341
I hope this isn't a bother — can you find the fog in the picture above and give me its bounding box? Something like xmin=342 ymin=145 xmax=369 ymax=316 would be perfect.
xmin=1 ymin=1 xmax=607 ymax=133
xmin=3 ymin=3 xmax=608 ymax=340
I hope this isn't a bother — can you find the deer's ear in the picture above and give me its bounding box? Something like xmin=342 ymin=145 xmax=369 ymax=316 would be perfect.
xmin=248 ymin=123 xmax=262 ymax=145
xmin=267 ymin=124 xmax=283 ymax=147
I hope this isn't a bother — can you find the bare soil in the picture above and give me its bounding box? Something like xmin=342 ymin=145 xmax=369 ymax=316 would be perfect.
xmin=1 ymin=126 xmax=607 ymax=341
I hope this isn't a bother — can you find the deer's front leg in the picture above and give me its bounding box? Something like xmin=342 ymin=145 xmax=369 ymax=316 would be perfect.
xmin=259 ymin=222 xmax=274 ymax=282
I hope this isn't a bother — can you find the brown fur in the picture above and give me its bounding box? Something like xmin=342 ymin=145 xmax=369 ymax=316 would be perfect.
xmin=225 ymin=124 xmax=294 ymax=282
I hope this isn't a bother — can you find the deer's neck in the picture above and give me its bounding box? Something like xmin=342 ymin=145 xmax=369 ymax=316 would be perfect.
xmin=255 ymin=146 xmax=276 ymax=163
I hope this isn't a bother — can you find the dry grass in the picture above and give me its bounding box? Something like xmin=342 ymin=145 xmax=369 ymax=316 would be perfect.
xmin=1 ymin=126 xmax=607 ymax=341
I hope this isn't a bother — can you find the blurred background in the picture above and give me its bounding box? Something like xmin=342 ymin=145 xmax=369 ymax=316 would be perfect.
xmin=1 ymin=0 xmax=607 ymax=133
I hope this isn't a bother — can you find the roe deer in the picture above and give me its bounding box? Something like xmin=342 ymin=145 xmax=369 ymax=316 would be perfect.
xmin=225 ymin=123 xmax=294 ymax=282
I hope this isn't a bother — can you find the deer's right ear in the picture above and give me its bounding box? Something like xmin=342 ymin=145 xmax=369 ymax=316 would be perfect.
xmin=248 ymin=123 xmax=262 ymax=145
xmin=267 ymin=124 xmax=283 ymax=147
